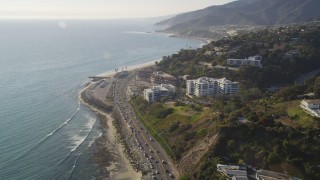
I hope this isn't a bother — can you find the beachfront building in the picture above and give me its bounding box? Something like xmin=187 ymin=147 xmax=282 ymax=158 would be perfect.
xmin=300 ymin=99 xmax=320 ymax=118
xmin=186 ymin=77 xmax=239 ymax=97
xmin=227 ymin=55 xmax=262 ymax=68
xmin=151 ymin=71 xmax=178 ymax=86
xmin=144 ymin=84 xmax=176 ymax=102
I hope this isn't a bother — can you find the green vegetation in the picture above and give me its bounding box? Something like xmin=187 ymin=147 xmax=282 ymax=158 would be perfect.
xmin=209 ymin=124 xmax=320 ymax=179
xmin=159 ymin=22 xmax=320 ymax=89
xmin=134 ymin=22 xmax=320 ymax=179
xmin=286 ymin=101 xmax=318 ymax=128
xmin=130 ymin=96 xmax=221 ymax=161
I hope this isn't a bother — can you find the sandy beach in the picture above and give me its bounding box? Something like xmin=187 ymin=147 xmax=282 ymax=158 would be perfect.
xmin=79 ymin=60 xmax=158 ymax=179
xmin=96 ymin=59 xmax=161 ymax=78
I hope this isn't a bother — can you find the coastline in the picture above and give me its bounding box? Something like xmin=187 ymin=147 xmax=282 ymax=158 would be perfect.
xmin=79 ymin=60 xmax=158 ymax=179
xmin=154 ymin=30 xmax=212 ymax=45
xmin=96 ymin=59 xmax=161 ymax=78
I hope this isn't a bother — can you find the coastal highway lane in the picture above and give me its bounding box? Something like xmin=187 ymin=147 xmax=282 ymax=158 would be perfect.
xmin=114 ymin=80 xmax=169 ymax=179
xmin=114 ymin=77 xmax=177 ymax=179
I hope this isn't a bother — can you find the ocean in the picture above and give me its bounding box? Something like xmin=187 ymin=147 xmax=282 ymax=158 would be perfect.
xmin=0 ymin=19 xmax=200 ymax=179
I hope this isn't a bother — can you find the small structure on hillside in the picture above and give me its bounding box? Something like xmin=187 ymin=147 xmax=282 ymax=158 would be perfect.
xmin=256 ymin=170 xmax=293 ymax=180
xmin=300 ymin=99 xmax=320 ymax=118
xmin=227 ymin=55 xmax=262 ymax=68
xmin=284 ymin=49 xmax=301 ymax=58
xmin=151 ymin=71 xmax=178 ymax=86
xmin=217 ymin=164 xmax=248 ymax=180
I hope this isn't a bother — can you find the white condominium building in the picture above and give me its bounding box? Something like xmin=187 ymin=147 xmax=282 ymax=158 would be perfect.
xmin=186 ymin=77 xmax=239 ymax=97
xmin=144 ymin=84 xmax=176 ymax=102
xmin=187 ymin=77 xmax=220 ymax=96
xmin=219 ymin=78 xmax=240 ymax=95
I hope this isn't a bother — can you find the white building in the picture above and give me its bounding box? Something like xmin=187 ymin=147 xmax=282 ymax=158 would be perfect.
xmin=187 ymin=77 xmax=239 ymax=97
xmin=144 ymin=84 xmax=175 ymax=102
xmin=300 ymin=99 xmax=320 ymax=118
xmin=227 ymin=55 xmax=262 ymax=67
xmin=217 ymin=164 xmax=248 ymax=180
xmin=187 ymin=77 xmax=220 ymax=97
xmin=219 ymin=78 xmax=240 ymax=95
xmin=160 ymin=84 xmax=176 ymax=92
xmin=256 ymin=170 xmax=292 ymax=180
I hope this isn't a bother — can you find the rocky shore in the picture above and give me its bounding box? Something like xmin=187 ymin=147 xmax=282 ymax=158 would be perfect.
xmin=80 ymin=72 xmax=157 ymax=179
xmin=78 ymin=60 xmax=178 ymax=180
xmin=80 ymin=82 xmax=143 ymax=179
xmin=112 ymin=102 xmax=152 ymax=176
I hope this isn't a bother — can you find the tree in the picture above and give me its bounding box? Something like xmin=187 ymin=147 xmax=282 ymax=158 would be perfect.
xmin=267 ymin=152 xmax=281 ymax=164
xmin=314 ymin=78 xmax=320 ymax=98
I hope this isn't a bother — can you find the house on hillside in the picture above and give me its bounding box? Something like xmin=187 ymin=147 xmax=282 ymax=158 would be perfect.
xmin=151 ymin=71 xmax=178 ymax=86
xmin=284 ymin=49 xmax=301 ymax=58
xmin=300 ymin=99 xmax=320 ymax=118
xmin=256 ymin=170 xmax=294 ymax=180
xmin=217 ymin=164 xmax=248 ymax=180
xmin=204 ymin=51 xmax=215 ymax=56
xmin=227 ymin=55 xmax=262 ymax=68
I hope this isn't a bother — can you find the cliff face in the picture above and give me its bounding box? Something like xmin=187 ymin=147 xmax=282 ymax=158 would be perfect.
xmin=156 ymin=0 xmax=320 ymax=39
xmin=179 ymin=134 xmax=219 ymax=174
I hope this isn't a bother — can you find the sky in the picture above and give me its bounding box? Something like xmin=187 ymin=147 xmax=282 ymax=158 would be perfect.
xmin=0 ymin=0 xmax=236 ymax=19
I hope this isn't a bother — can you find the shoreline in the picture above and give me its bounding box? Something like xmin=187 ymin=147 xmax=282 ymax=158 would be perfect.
xmin=154 ymin=30 xmax=212 ymax=45
xmin=95 ymin=59 xmax=161 ymax=78
xmin=79 ymin=60 xmax=158 ymax=179
xmin=79 ymin=85 xmax=142 ymax=179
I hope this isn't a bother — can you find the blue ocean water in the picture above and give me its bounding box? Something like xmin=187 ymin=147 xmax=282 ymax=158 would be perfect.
xmin=0 ymin=20 xmax=200 ymax=179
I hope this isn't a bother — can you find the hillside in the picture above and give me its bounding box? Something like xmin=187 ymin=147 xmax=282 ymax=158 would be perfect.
xmin=147 ymin=22 xmax=320 ymax=179
xmin=156 ymin=0 xmax=320 ymax=40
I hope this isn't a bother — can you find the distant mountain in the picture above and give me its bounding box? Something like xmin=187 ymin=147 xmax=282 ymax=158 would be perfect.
xmin=156 ymin=0 xmax=320 ymax=39
xmin=156 ymin=0 xmax=258 ymax=27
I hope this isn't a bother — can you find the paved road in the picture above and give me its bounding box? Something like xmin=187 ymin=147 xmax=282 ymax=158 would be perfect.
xmin=113 ymin=76 xmax=178 ymax=180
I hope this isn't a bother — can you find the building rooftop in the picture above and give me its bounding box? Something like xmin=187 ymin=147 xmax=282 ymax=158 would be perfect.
xmin=232 ymin=176 xmax=249 ymax=180
xmin=228 ymin=55 xmax=262 ymax=61
xmin=256 ymin=170 xmax=291 ymax=180
xmin=152 ymin=71 xmax=176 ymax=78
xmin=151 ymin=86 xmax=168 ymax=91
xmin=197 ymin=77 xmax=220 ymax=83
xmin=248 ymin=55 xmax=262 ymax=61
xmin=217 ymin=164 xmax=246 ymax=171
xmin=302 ymin=99 xmax=320 ymax=104
xmin=225 ymin=170 xmax=247 ymax=177
xmin=220 ymin=78 xmax=238 ymax=84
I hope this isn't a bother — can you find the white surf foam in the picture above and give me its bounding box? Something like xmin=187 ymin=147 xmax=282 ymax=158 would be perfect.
xmin=11 ymin=103 xmax=81 ymax=162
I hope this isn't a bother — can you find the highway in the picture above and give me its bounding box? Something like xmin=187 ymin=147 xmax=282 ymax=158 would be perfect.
xmin=112 ymin=76 xmax=178 ymax=180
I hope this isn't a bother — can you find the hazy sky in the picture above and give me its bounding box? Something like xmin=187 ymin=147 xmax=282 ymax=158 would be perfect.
xmin=0 ymin=0 xmax=236 ymax=19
